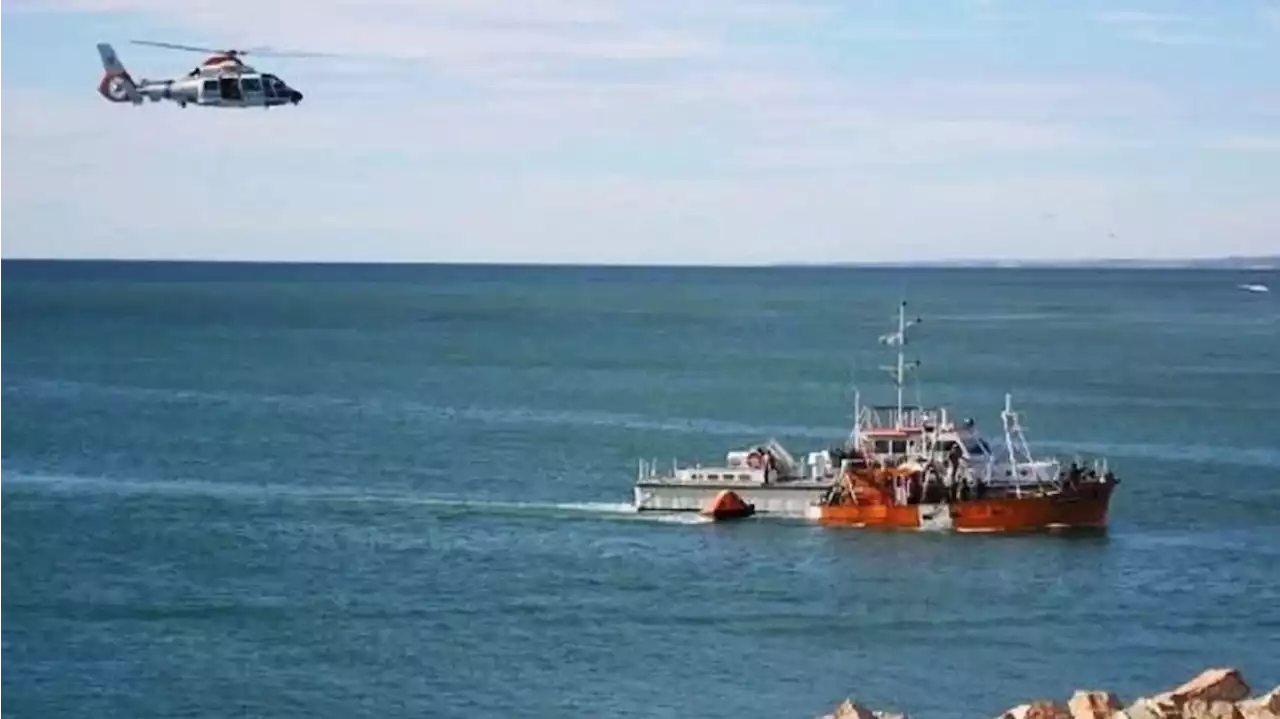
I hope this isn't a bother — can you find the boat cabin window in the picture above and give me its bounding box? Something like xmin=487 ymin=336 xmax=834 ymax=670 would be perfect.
xmin=872 ymin=439 xmax=910 ymax=454
xmin=201 ymin=79 xmax=219 ymax=98
xmin=964 ymin=438 xmax=991 ymax=456
xmin=240 ymin=77 xmax=263 ymax=95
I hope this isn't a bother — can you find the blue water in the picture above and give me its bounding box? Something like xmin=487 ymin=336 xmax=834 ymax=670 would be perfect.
xmin=3 ymin=260 xmax=1278 ymax=718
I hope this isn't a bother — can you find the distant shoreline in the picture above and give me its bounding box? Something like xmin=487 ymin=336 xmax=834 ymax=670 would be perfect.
xmin=1 ymin=256 xmax=1276 ymax=270
xmin=774 ymin=256 xmax=1279 ymax=270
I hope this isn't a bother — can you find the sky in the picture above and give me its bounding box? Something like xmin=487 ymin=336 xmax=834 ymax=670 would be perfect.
xmin=2 ymin=0 xmax=1278 ymax=264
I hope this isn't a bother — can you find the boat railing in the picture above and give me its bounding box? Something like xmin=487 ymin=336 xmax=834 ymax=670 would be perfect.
xmin=858 ymin=404 xmax=949 ymax=433
xmin=638 ymin=458 xmax=676 ymax=481
xmin=638 ymin=457 xmax=779 ymax=484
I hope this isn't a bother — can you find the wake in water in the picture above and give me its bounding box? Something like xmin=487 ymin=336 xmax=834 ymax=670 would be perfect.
xmin=0 ymin=471 xmax=715 ymax=525
xmin=551 ymin=501 xmax=713 ymax=524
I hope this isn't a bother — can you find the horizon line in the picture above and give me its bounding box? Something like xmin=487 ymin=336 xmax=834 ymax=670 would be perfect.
xmin=3 ymin=256 xmax=1278 ymax=270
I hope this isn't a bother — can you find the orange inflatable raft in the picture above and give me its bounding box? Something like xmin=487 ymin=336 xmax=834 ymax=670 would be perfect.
xmin=700 ymin=490 xmax=756 ymax=521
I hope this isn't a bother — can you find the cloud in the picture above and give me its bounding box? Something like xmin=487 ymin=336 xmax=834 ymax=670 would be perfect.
xmin=1096 ymin=10 xmax=1194 ymax=25
xmin=1209 ymin=135 xmax=1280 ymax=153
xmin=739 ymin=121 xmax=1106 ymax=172
xmin=3 ymin=0 xmax=1279 ymax=263
xmin=10 ymin=166 xmax=1270 ymax=264
xmin=6 ymin=0 xmax=739 ymax=70
xmin=1093 ymin=9 xmax=1236 ymax=46
xmin=1262 ymin=3 xmax=1280 ymax=29
xmin=4 ymin=1 xmax=1168 ymax=169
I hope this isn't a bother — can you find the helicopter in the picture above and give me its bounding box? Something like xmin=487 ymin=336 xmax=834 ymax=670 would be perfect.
xmin=96 ymin=40 xmax=308 ymax=109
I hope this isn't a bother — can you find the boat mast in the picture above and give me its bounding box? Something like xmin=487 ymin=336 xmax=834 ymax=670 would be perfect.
xmin=895 ymin=303 xmax=906 ymax=423
xmin=879 ymin=300 xmax=921 ymax=429
xmin=1001 ymin=392 xmax=1035 ymax=468
xmin=848 ymin=388 xmax=862 ymax=447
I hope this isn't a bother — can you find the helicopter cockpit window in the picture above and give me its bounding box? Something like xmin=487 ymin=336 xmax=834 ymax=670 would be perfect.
xmin=262 ymin=74 xmax=287 ymax=99
xmin=240 ymin=77 xmax=263 ymax=95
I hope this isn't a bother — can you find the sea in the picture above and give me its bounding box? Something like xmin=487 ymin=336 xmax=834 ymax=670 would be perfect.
xmin=3 ymin=260 xmax=1278 ymax=718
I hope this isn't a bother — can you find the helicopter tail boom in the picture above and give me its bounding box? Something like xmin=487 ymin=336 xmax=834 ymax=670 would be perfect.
xmin=96 ymin=42 xmax=142 ymax=104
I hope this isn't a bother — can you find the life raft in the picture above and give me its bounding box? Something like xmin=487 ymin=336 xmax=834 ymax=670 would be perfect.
xmin=700 ymin=490 xmax=756 ymax=521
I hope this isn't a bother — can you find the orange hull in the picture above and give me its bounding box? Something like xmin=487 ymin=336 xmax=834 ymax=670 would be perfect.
xmin=814 ymin=482 xmax=1114 ymax=533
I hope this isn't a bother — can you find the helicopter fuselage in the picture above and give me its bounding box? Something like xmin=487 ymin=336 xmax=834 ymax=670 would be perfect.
xmin=96 ymin=43 xmax=304 ymax=109
xmin=133 ymin=69 xmax=304 ymax=108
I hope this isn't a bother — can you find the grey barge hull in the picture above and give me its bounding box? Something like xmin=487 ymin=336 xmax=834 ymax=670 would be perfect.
xmin=633 ymin=479 xmax=833 ymax=516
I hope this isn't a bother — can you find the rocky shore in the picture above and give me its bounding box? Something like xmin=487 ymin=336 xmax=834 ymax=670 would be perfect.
xmin=819 ymin=667 xmax=1278 ymax=719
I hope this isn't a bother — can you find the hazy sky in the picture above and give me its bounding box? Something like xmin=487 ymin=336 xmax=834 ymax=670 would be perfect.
xmin=2 ymin=0 xmax=1278 ymax=264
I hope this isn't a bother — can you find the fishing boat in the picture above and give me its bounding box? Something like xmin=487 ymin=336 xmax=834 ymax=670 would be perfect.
xmin=807 ymin=394 xmax=1118 ymax=532
xmin=631 ymin=301 xmax=1047 ymax=516
xmin=805 ymin=304 xmax=1120 ymax=532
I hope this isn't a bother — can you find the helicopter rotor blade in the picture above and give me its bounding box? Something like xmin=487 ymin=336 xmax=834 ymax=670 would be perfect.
xmin=130 ymin=39 xmax=339 ymax=59
xmin=131 ymin=40 xmax=230 ymax=54
xmin=238 ymin=46 xmax=341 ymax=59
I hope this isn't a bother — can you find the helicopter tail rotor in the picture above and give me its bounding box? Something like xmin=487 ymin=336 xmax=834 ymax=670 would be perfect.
xmin=95 ymin=42 xmax=142 ymax=104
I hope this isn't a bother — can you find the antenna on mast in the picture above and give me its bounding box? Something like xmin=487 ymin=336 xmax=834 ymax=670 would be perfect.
xmin=877 ymin=300 xmax=922 ymax=428
xmin=846 ymin=352 xmax=862 ymax=448
xmin=848 ymin=386 xmax=862 ymax=448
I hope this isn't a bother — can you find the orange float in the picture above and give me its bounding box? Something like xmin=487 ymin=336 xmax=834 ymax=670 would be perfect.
xmin=701 ymin=489 xmax=756 ymax=521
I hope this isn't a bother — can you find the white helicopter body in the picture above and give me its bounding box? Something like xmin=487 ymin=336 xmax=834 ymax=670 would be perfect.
xmin=96 ymin=41 xmax=305 ymax=109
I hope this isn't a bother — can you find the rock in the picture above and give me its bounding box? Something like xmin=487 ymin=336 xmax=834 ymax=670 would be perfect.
xmin=832 ymin=698 xmax=878 ymax=719
xmin=1168 ymin=668 xmax=1252 ymax=706
xmin=817 ymin=697 xmax=908 ymax=719
xmin=1026 ymin=702 xmax=1072 ymax=719
xmin=997 ymin=701 xmax=1072 ymax=719
xmin=816 ymin=669 xmax=1268 ymax=719
xmin=1067 ymin=690 xmax=1121 ymax=719
xmin=997 ymin=703 xmax=1029 ymax=719
xmin=1181 ymin=699 xmax=1244 ymax=719
xmin=1115 ymin=697 xmax=1181 ymax=719
xmin=1238 ymin=687 xmax=1280 ymax=719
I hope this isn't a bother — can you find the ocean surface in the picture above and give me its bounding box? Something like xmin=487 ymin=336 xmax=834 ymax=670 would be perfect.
xmin=3 ymin=260 xmax=1278 ymax=718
